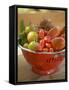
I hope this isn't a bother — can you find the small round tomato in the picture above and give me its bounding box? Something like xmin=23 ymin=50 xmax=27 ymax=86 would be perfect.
xmin=28 ymin=41 xmax=38 ymax=51
xmin=44 ymin=36 xmax=51 ymax=43
xmin=23 ymin=43 xmax=28 ymax=48
xmin=25 ymin=26 xmax=32 ymax=34
xmin=38 ymin=29 xmax=45 ymax=39
xmin=47 ymin=26 xmax=61 ymax=38
xmin=27 ymin=31 xmax=38 ymax=42
xmin=43 ymin=48 xmax=48 ymax=52
xmin=37 ymin=44 xmax=43 ymax=51
xmin=45 ymin=43 xmax=52 ymax=48
xmin=49 ymin=48 xmax=54 ymax=52
xmin=44 ymin=31 xmax=48 ymax=36
xmin=39 ymin=39 xmax=45 ymax=48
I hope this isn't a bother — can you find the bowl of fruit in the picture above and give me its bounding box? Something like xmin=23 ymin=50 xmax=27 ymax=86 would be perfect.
xmin=18 ymin=19 xmax=65 ymax=75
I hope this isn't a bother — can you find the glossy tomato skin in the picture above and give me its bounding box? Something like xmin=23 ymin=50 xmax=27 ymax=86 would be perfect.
xmin=47 ymin=27 xmax=61 ymax=38
xmin=51 ymin=37 xmax=65 ymax=51
xmin=43 ymin=48 xmax=48 ymax=52
xmin=38 ymin=29 xmax=45 ymax=39
xmin=45 ymin=43 xmax=52 ymax=48
xmin=44 ymin=36 xmax=51 ymax=43
xmin=39 ymin=39 xmax=45 ymax=48
xmin=28 ymin=41 xmax=39 ymax=51
xmin=37 ymin=39 xmax=46 ymax=51
xmin=27 ymin=31 xmax=38 ymax=42
xmin=49 ymin=48 xmax=54 ymax=52
xmin=44 ymin=30 xmax=48 ymax=36
xmin=37 ymin=43 xmax=43 ymax=51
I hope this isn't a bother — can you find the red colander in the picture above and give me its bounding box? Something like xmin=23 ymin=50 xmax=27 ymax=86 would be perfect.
xmin=19 ymin=45 xmax=65 ymax=75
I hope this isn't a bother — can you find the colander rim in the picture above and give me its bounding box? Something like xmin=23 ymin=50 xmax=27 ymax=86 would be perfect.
xmin=19 ymin=45 xmax=65 ymax=55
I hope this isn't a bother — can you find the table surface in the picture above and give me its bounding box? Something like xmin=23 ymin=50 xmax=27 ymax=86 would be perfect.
xmin=17 ymin=47 xmax=65 ymax=82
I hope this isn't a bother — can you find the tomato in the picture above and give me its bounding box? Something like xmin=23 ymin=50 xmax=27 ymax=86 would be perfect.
xmin=47 ymin=27 xmax=60 ymax=38
xmin=51 ymin=37 xmax=65 ymax=51
xmin=23 ymin=43 xmax=28 ymax=48
xmin=25 ymin=26 xmax=32 ymax=34
xmin=37 ymin=45 xmax=43 ymax=51
xmin=49 ymin=48 xmax=54 ymax=52
xmin=44 ymin=36 xmax=51 ymax=43
xmin=27 ymin=31 xmax=38 ymax=42
xmin=44 ymin=31 xmax=48 ymax=36
xmin=28 ymin=41 xmax=38 ymax=51
xmin=39 ymin=39 xmax=45 ymax=48
xmin=37 ymin=39 xmax=46 ymax=51
xmin=45 ymin=43 xmax=52 ymax=48
xmin=38 ymin=29 xmax=45 ymax=39
xmin=43 ymin=48 xmax=48 ymax=52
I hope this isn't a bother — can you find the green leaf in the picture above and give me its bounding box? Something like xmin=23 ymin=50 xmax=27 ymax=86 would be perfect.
xmin=18 ymin=32 xmax=27 ymax=46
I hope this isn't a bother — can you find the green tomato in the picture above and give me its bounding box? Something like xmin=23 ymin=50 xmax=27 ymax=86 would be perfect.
xmin=27 ymin=31 xmax=38 ymax=42
xmin=25 ymin=26 xmax=32 ymax=34
xmin=23 ymin=43 xmax=28 ymax=48
xmin=28 ymin=41 xmax=38 ymax=51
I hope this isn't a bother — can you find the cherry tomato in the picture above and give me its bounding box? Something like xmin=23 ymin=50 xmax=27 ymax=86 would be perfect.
xmin=49 ymin=48 xmax=54 ymax=52
xmin=45 ymin=43 xmax=52 ymax=48
xmin=44 ymin=31 xmax=48 ymax=36
xmin=39 ymin=39 xmax=45 ymax=48
xmin=38 ymin=29 xmax=45 ymax=39
xmin=27 ymin=31 xmax=38 ymax=42
xmin=40 ymin=40 xmax=45 ymax=48
xmin=44 ymin=36 xmax=51 ymax=43
xmin=28 ymin=41 xmax=38 ymax=51
xmin=43 ymin=48 xmax=48 ymax=52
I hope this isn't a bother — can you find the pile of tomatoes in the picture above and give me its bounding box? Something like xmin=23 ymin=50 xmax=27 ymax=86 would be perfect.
xmin=23 ymin=25 xmax=65 ymax=52
xmin=38 ymin=27 xmax=65 ymax=52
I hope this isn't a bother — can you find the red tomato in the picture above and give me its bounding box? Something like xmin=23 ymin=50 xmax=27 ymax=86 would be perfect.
xmin=39 ymin=39 xmax=45 ymax=48
xmin=37 ymin=44 xmax=43 ymax=51
xmin=44 ymin=36 xmax=51 ymax=43
xmin=51 ymin=37 xmax=65 ymax=51
xmin=38 ymin=29 xmax=45 ymax=39
xmin=45 ymin=43 xmax=52 ymax=48
xmin=49 ymin=48 xmax=54 ymax=52
xmin=43 ymin=48 xmax=48 ymax=52
xmin=44 ymin=31 xmax=48 ymax=36
xmin=47 ymin=26 xmax=61 ymax=38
